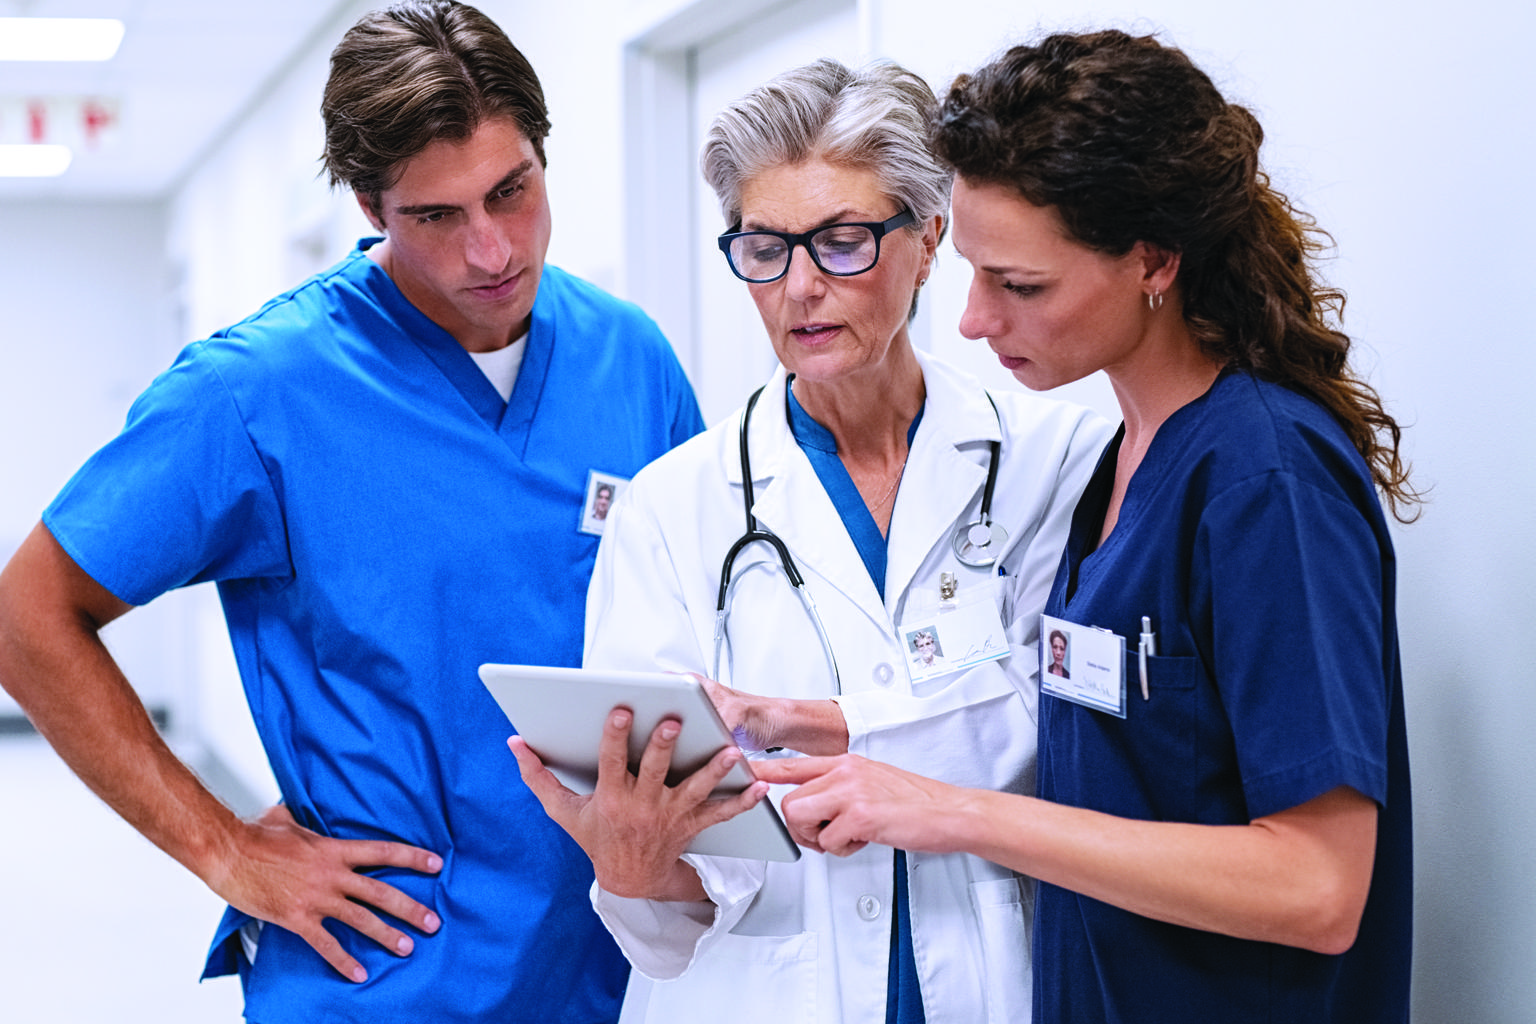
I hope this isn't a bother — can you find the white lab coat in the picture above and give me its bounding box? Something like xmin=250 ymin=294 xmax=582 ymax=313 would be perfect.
xmin=583 ymin=352 xmax=1112 ymax=1024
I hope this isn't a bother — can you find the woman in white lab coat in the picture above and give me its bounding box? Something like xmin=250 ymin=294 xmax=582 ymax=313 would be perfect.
xmin=511 ymin=59 xmax=1109 ymax=1024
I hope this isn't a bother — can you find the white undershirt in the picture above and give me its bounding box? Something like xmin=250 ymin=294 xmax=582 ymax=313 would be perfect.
xmin=468 ymin=332 xmax=528 ymax=402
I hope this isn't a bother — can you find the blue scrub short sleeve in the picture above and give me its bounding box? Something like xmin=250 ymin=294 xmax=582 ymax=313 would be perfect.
xmin=666 ymin=362 xmax=706 ymax=448
xmin=1193 ymin=470 xmax=1391 ymax=819
xmin=45 ymin=342 xmax=291 ymax=605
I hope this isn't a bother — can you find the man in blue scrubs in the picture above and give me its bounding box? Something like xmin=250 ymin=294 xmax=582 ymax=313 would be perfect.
xmin=0 ymin=3 xmax=702 ymax=1022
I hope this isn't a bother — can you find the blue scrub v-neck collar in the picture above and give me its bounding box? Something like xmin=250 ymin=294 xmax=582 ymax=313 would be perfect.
xmin=784 ymin=376 xmax=923 ymax=602
xmin=355 ymin=239 xmax=544 ymax=437
xmin=1062 ymin=370 xmax=1237 ymax=604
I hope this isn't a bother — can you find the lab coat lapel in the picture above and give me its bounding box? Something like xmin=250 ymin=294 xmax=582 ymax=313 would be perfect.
xmin=883 ymin=355 xmax=999 ymax=606
xmin=741 ymin=370 xmax=892 ymax=630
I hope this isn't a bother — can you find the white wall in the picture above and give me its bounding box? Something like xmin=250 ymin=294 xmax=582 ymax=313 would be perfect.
xmin=2 ymin=0 xmax=1528 ymax=1019
xmin=0 ymin=203 xmax=171 ymax=526
xmin=0 ymin=200 xmax=205 ymax=724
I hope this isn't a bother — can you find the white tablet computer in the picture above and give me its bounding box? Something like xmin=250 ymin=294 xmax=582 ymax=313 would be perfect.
xmin=480 ymin=663 xmax=800 ymax=862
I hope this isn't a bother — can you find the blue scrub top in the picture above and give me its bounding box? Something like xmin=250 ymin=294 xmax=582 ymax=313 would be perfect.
xmin=1035 ymin=370 xmax=1412 ymax=1023
xmin=45 ymin=243 xmax=704 ymax=1023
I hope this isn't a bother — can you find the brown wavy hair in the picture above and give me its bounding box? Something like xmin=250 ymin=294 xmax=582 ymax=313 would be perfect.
xmin=933 ymin=30 xmax=1419 ymax=520
xmin=321 ymin=1 xmax=551 ymax=205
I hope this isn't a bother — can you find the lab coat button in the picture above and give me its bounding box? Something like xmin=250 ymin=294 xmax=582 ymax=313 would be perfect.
xmin=872 ymin=663 xmax=895 ymax=687
xmin=856 ymin=894 xmax=881 ymax=920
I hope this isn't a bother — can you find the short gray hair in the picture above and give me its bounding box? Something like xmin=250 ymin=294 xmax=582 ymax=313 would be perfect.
xmin=700 ymin=58 xmax=951 ymax=237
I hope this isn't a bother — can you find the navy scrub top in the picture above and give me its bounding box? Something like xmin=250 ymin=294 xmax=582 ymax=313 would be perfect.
xmin=1035 ymin=370 xmax=1412 ymax=1023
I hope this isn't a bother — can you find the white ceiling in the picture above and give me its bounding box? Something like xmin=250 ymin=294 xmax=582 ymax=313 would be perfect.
xmin=0 ymin=0 xmax=354 ymax=202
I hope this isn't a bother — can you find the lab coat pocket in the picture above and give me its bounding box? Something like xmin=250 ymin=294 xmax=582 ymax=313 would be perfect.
xmin=968 ymin=875 xmax=1033 ymax=1024
xmin=642 ymin=930 xmax=818 ymax=1020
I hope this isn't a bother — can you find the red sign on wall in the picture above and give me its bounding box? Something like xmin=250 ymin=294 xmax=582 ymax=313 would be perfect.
xmin=0 ymin=96 xmax=122 ymax=148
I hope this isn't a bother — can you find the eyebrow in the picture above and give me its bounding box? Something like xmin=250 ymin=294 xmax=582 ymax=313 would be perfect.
xmin=741 ymin=206 xmax=880 ymax=233
xmin=954 ymin=244 xmax=1046 ymax=278
xmin=392 ymin=160 xmax=535 ymax=218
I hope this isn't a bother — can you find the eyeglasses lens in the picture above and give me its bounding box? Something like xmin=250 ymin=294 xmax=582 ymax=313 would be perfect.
xmin=727 ymin=225 xmax=878 ymax=282
xmin=811 ymin=225 xmax=878 ymax=274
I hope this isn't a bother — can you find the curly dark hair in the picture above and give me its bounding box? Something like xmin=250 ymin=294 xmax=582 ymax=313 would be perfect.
xmin=933 ymin=30 xmax=1419 ymax=520
xmin=321 ymin=0 xmax=551 ymax=204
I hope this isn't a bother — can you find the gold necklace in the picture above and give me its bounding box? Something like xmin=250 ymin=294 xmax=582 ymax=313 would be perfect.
xmin=790 ymin=378 xmax=910 ymax=513
xmin=867 ymin=453 xmax=909 ymax=511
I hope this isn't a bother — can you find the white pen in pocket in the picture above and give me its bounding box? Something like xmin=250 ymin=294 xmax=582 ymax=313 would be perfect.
xmin=1137 ymin=616 xmax=1156 ymax=701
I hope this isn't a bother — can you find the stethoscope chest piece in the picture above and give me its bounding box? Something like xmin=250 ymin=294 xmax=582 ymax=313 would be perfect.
xmin=952 ymin=517 xmax=1008 ymax=568
xmin=949 ymin=393 xmax=1006 ymax=569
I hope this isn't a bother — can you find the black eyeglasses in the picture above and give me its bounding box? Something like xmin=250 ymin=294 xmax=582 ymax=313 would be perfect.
xmin=717 ymin=209 xmax=915 ymax=283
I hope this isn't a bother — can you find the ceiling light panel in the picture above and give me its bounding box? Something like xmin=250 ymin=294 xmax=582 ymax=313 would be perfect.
xmin=0 ymin=18 xmax=125 ymax=62
xmin=0 ymin=142 xmax=71 ymax=176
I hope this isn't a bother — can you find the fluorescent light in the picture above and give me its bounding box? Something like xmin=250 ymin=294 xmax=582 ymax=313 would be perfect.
xmin=0 ymin=18 xmax=125 ymax=62
xmin=0 ymin=144 xmax=73 ymax=177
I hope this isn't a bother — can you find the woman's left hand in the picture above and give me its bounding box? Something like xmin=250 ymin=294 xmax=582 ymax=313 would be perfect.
xmin=509 ymin=707 xmax=767 ymax=901
xmin=700 ymin=676 xmax=849 ymax=756
xmin=750 ymin=755 xmax=968 ymax=857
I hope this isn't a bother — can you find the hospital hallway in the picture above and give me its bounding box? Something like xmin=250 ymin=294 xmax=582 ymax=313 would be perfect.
xmin=0 ymin=734 xmax=244 ymax=1022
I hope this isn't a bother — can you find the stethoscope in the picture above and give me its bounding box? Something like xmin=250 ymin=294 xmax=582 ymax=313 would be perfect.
xmin=711 ymin=383 xmax=1006 ymax=695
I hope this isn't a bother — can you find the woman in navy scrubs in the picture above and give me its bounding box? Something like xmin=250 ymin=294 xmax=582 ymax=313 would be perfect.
xmin=758 ymin=30 xmax=1418 ymax=1023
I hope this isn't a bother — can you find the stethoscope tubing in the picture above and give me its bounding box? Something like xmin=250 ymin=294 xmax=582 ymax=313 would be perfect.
xmin=712 ymin=382 xmax=1004 ymax=696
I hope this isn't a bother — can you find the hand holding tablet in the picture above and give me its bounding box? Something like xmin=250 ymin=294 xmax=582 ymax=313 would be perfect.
xmin=482 ymin=665 xmax=801 ymax=869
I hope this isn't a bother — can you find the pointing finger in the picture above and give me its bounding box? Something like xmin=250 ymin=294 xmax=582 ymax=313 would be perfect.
xmin=749 ymin=756 xmax=841 ymax=787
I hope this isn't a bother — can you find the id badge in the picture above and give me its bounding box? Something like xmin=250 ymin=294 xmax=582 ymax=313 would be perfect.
xmin=899 ymin=574 xmax=1009 ymax=685
xmin=577 ymin=469 xmax=629 ymax=536
xmin=1040 ymin=613 xmax=1126 ymax=718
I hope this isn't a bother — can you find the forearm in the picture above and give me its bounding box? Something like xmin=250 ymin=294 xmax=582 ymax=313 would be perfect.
xmin=753 ymin=695 xmax=849 ymax=755
xmin=18 ymin=642 xmax=240 ymax=876
xmin=0 ymin=527 xmax=243 ymax=884
xmin=942 ymin=785 xmax=1374 ymax=953
xmin=768 ymin=752 xmax=1374 ymax=955
xmin=3 ymin=526 xmax=446 ymax=980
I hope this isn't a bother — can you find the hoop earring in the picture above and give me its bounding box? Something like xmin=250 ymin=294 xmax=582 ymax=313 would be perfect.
xmin=1147 ymin=291 xmax=1164 ymax=312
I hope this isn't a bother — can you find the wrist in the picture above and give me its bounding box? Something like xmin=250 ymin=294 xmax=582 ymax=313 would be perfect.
xmin=943 ymin=787 xmax=1027 ymax=863
xmin=659 ymin=859 xmax=710 ymax=903
xmin=182 ymin=806 xmax=249 ymax=894
xmin=601 ymin=858 xmax=708 ymax=903
xmin=143 ymin=768 xmax=248 ymax=887
xmin=769 ymin=697 xmax=848 ymax=756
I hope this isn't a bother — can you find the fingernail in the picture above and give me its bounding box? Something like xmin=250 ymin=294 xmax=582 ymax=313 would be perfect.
xmin=426 ymin=854 xmax=443 ymax=872
xmin=352 ymin=966 xmax=368 ymax=983
xmin=611 ymin=709 xmax=631 ymax=728
xmin=660 ymin=721 xmax=680 ymax=740
xmin=424 ymin=911 xmax=441 ymax=932
xmin=397 ymin=935 xmax=414 ymax=955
